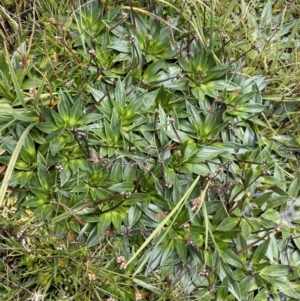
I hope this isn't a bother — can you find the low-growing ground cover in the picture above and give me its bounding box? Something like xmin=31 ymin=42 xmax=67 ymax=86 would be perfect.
xmin=0 ymin=0 xmax=300 ymax=300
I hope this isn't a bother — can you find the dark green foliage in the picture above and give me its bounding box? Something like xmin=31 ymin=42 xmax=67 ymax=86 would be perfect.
xmin=0 ymin=0 xmax=300 ymax=300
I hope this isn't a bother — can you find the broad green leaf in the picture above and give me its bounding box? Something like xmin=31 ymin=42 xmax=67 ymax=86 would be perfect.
xmin=261 ymin=209 xmax=280 ymax=222
xmin=253 ymin=287 xmax=268 ymax=300
xmin=251 ymin=238 xmax=270 ymax=263
xmin=70 ymin=98 xmax=84 ymax=125
xmin=114 ymin=78 xmax=126 ymax=116
xmin=51 ymin=110 xmax=65 ymax=127
xmin=203 ymin=65 xmax=232 ymax=82
xmin=187 ymin=147 xmax=226 ymax=163
xmin=87 ymin=227 xmax=103 ymax=248
xmin=147 ymin=244 xmax=164 ymax=271
xmin=175 ymin=239 xmax=187 ymax=262
xmin=111 ymin=210 xmax=124 ymax=231
xmin=160 ymin=242 xmax=176 ymax=265
xmin=240 ymin=219 xmax=252 ymax=240
xmin=216 ymin=217 xmax=239 ymax=231
xmin=12 ymin=111 xmax=39 ymax=122
xmin=60 ymin=168 xmax=72 ymax=187
xmin=261 ymin=276 xmax=300 ymax=299
xmin=238 ymin=103 xmax=266 ymax=113
xmin=128 ymin=205 xmax=142 ymax=227
xmin=28 ymin=186 xmax=49 ymax=198
xmin=57 ymin=91 xmax=71 ymax=120
xmin=110 ymin=160 xmax=123 ymax=182
xmin=89 ymin=86 xmax=105 ymax=102
xmin=71 ymin=183 xmax=89 ymax=193
xmin=37 ymin=153 xmax=51 ymax=191
xmin=49 ymin=136 xmax=66 ymax=156
xmin=181 ymin=163 xmax=210 ymax=176
xmin=253 ymin=192 xmax=273 ymax=206
xmin=158 ymin=105 xmax=170 ymax=146
xmin=164 ymin=129 xmax=190 ymax=143
xmin=287 ymin=171 xmax=300 ymax=197
xmin=36 ymin=122 xmax=59 ymax=134
xmin=260 ymin=265 xmax=290 ymax=278
xmin=108 ymin=40 xmax=132 ymax=53
xmin=143 ymin=60 xmax=166 ymax=81
xmin=239 ymin=276 xmax=256 ymax=295
xmin=220 ymin=248 xmax=245 ymax=270
xmin=22 ymin=197 xmax=46 ymax=207
xmin=97 ymin=217 xmax=112 ymax=237
xmin=216 ymin=277 xmax=229 ymax=300
xmin=19 ymin=148 xmax=35 ymax=163
xmin=109 ymin=183 xmax=134 ymax=193
xmin=14 ymin=171 xmax=33 ymax=188
xmin=221 ymin=263 xmax=242 ymax=301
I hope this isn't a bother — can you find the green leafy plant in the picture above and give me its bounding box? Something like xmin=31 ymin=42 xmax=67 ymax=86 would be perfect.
xmin=1 ymin=0 xmax=300 ymax=300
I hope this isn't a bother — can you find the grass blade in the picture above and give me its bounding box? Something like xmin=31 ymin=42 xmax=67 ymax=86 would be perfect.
xmin=0 ymin=123 xmax=36 ymax=205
